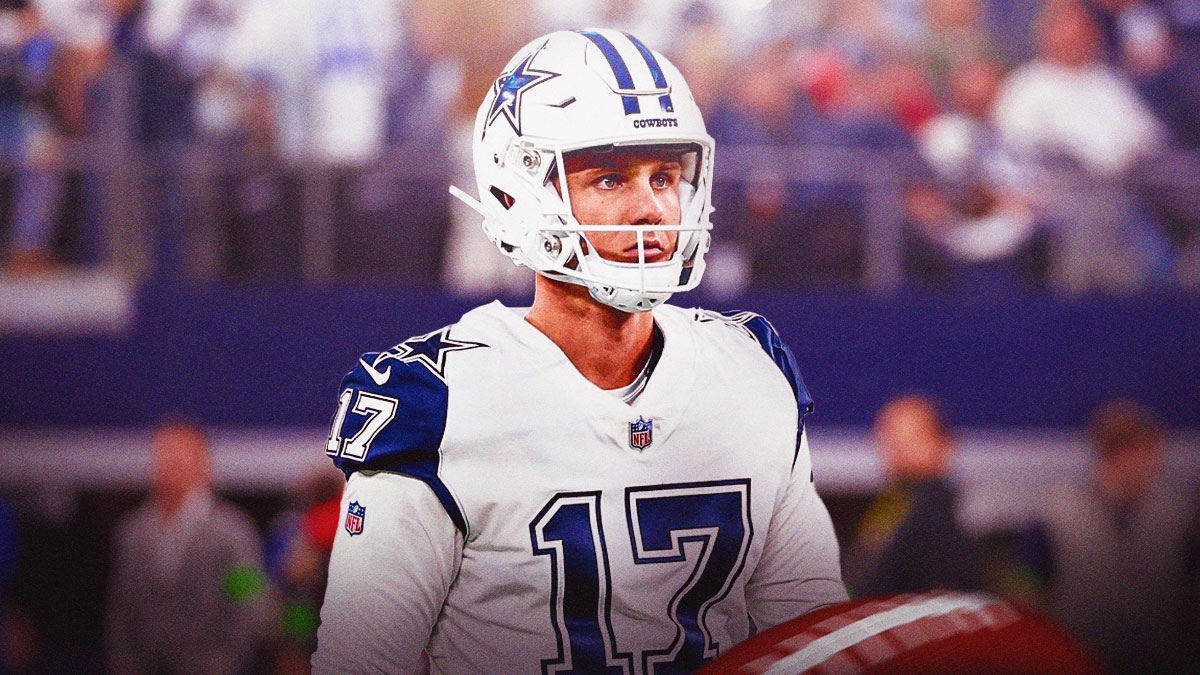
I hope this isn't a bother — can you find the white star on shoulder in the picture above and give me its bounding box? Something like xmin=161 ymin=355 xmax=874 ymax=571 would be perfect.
xmin=369 ymin=327 xmax=488 ymax=384
xmin=696 ymin=309 xmax=760 ymax=339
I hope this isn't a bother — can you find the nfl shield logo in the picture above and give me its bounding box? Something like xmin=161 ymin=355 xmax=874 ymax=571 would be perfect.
xmin=345 ymin=501 xmax=365 ymax=536
xmin=629 ymin=416 xmax=653 ymax=450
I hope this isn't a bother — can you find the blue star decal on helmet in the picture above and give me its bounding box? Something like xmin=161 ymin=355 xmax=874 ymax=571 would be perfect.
xmin=375 ymin=327 xmax=488 ymax=383
xmin=483 ymin=43 xmax=559 ymax=139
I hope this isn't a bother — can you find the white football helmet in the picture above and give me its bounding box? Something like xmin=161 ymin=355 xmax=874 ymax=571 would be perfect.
xmin=450 ymin=29 xmax=715 ymax=312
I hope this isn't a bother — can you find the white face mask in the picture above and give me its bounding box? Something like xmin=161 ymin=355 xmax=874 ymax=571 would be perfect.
xmin=451 ymin=29 xmax=716 ymax=313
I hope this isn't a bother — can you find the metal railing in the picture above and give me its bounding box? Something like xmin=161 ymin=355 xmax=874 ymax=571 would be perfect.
xmin=6 ymin=124 xmax=1199 ymax=295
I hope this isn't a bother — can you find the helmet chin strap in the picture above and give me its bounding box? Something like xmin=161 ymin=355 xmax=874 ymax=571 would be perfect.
xmin=572 ymin=232 xmax=684 ymax=312
xmin=451 ymin=165 xmax=708 ymax=315
xmin=453 ymin=133 xmax=705 ymax=312
xmin=587 ymin=284 xmax=670 ymax=313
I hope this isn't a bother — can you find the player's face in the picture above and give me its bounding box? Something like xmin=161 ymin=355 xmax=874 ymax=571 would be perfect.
xmin=150 ymin=425 xmax=210 ymax=505
xmin=563 ymin=148 xmax=682 ymax=263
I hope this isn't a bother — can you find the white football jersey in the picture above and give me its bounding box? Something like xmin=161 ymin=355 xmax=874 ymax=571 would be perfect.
xmin=314 ymin=302 xmax=846 ymax=675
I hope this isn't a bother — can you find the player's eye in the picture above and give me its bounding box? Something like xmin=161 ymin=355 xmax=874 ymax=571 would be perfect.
xmin=651 ymin=171 xmax=678 ymax=189
xmin=593 ymin=174 xmax=621 ymax=189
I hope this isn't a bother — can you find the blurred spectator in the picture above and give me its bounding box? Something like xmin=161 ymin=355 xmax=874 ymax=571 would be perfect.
xmin=1091 ymin=0 xmax=1200 ymax=150
xmin=709 ymin=38 xmax=899 ymax=291
xmin=0 ymin=494 xmax=30 ymax=672
xmin=906 ymin=57 xmax=1049 ymax=292
xmin=1 ymin=605 xmax=43 ymax=674
xmin=104 ymin=417 xmax=276 ymax=675
xmin=0 ymin=0 xmax=52 ymax=275
xmin=113 ymin=0 xmax=248 ymax=280
xmin=218 ymin=0 xmax=413 ymax=284
xmin=664 ymin=1 xmax=731 ymax=119
xmin=1019 ymin=399 xmax=1200 ymax=675
xmin=1089 ymin=0 xmax=1200 ymax=290
xmin=421 ymin=0 xmax=540 ymax=297
xmin=800 ymin=9 xmax=939 ymax=139
xmin=225 ymin=0 xmax=402 ymax=165
xmin=535 ymin=0 xmax=689 ymax=53
xmin=134 ymin=0 xmax=246 ymax=145
xmin=0 ymin=0 xmax=102 ymax=276
xmin=263 ymin=463 xmax=343 ymax=674
xmin=920 ymin=0 xmax=1001 ymax=97
xmin=789 ymin=8 xmax=939 ymax=293
xmin=992 ymin=0 xmax=1169 ymax=293
xmin=668 ymin=4 xmax=751 ymax=294
xmin=823 ymin=0 xmax=913 ymax=57
xmin=0 ymin=0 xmax=1189 ymax=293
xmin=993 ymin=0 xmax=1163 ymax=175
xmin=723 ymin=0 xmax=827 ymax=55
xmin=0 ymin=488 xmax=16 ymax=606
xmin=711 ymin=39 xmax=811 ymax=148
xmin=1188 ymin=506 xmax=1200 ymax=668
xmin=842 ymin=394 xmax=982 ymax=598
xmin=986 ymin=0 xmax=1046 ymax=65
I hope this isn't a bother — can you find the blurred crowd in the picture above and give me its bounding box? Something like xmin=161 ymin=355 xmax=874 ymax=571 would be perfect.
xmin=0 ymin=418 xmax=348 ymax=674
xmin=842 ymin=394 xmax=1200 ymax=675
xmin=0 ymin=397 xmax=1194 ymax=674
xmin=0 ymin=0 xmax=1198 ymax=293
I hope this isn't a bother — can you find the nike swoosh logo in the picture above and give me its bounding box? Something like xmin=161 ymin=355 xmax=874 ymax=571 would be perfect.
xmin=359 ymin=358 xmax=392 ymax=386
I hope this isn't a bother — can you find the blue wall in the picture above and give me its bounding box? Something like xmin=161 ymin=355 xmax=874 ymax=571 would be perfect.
xmin=2 ymin=283 xmax=1198 ymax=429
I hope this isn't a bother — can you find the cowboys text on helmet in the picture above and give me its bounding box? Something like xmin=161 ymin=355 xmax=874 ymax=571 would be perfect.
xmin=450 ymin=29 xmax=716 ymax=313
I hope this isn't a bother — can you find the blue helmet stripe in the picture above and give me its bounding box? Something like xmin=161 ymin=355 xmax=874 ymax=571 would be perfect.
xmin=577 ymin=30 xmax=640 ymax=115
xmin=624 ymin=33 xmax=674 ymax=113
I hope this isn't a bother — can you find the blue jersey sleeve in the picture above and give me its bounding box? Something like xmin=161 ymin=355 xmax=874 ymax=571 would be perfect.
xmin=325 ymin=350 xmax=466 ymax=533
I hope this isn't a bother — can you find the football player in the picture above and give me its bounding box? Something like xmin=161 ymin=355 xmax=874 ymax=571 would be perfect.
xmin=313 ymin=29 xmax=847 ymax=674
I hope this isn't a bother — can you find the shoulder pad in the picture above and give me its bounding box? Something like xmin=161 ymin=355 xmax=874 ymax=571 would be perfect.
xmin=698 ymin=310 xmax=813 ymax=416
xmin=324 ymin=326 xmax=487 ymax=533
xmin=699 ymin=310 xmax=814 ymax=462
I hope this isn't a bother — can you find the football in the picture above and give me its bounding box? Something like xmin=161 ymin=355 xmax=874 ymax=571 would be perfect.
xmin=698 ymin=591 xmax=1105 ymax=675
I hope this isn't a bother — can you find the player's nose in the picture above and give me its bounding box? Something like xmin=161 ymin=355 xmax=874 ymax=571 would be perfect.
xmin=628 ymin=179 xmax=666 ymax=226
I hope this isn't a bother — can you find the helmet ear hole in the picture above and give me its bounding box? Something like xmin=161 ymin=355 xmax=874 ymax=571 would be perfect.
xmin=460 ymin=29 xmax=715 ymax=313
xmin=489 ymin=186 xmax=516 ymax=210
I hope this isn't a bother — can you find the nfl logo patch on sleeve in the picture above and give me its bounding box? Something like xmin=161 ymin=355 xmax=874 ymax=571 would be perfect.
xmin=629 ymin=416 xmax=653 ymax=450
xmin=345 ymin=501 xmax=366 ymax=536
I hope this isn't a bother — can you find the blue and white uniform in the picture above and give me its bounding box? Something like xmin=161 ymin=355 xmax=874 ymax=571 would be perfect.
xmin=313 ymin=302 xmax=846 ymax=674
